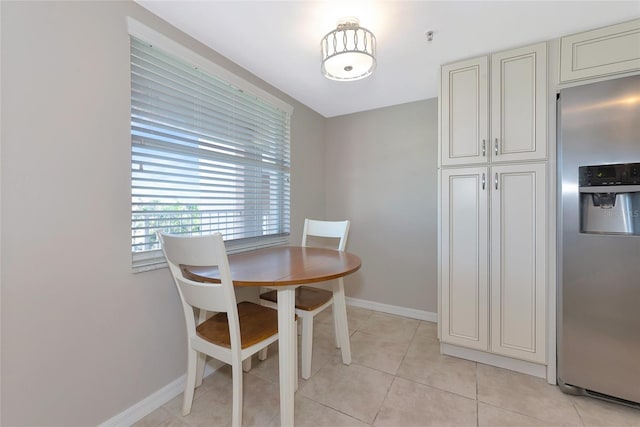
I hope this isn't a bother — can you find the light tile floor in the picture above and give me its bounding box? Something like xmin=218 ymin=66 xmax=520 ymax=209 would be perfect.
xmin=134 ymin=306 xmax=640 ymax=427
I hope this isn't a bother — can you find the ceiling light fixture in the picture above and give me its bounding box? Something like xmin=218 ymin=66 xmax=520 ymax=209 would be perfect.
xmin=321 ymin=17 xmax=376 ymax=81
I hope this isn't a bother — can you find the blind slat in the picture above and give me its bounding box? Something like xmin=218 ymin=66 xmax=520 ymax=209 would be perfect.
xmin=131 ymin=46 xmax=288 ymax=122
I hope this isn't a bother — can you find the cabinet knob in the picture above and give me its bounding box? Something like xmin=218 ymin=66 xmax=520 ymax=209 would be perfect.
xmin=495 ymin=138 xmax=499 ymax=156
xmin=482 ymin=139 xmax=486 ymax=157
xmin=495 ymin=172 xmax=499 ymax=190
xmin=482 ymin=173 xmax=486 ymax=190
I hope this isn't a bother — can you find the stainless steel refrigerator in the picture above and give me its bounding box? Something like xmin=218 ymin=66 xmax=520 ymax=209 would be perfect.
xmin=558 ymin=74 xmax=640 ymax=406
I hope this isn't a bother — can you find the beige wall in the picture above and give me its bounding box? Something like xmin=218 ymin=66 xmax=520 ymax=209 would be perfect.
xmin=0 ymin=1 xmax=325 ymax=425
xmin=325 ymin=100 xmax=439 ymax=312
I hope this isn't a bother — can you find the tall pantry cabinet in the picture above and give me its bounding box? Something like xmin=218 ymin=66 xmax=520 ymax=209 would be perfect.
xmin=438 ymin=42 xmax=548 ymax=371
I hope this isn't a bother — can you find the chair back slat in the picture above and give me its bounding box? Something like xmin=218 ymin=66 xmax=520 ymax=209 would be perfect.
xmin=159 ymin=232 xmax=226 ymax=267
xmin=174 ymin=275 xmax=228 ymax=314
xmin=302 ymin=219 xmax=350 ymax=251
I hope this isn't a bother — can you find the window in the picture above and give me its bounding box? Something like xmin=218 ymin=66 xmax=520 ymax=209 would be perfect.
xmin=130 ymin=34 xmax=291 ymax=272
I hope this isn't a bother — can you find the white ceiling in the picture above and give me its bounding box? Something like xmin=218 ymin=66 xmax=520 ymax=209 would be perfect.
xmin=136 ymin=1 xmax=639 ymax=117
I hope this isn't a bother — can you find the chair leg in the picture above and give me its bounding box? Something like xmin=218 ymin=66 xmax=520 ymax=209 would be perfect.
xmin=195 ymin=308 xmax=209 ymax=388
xmin=182 ymin=349 xmax=198 ymax=416
xmin=242 ymin=357 xmax=252 ymax=372
xmin=301 ymin=315 xmax=314 ymax=380
xmin=333 ymin=278 xmax=352 ymax=365
xmin=332 ymin=302 xmax=341 ymax=349
xmin=258 ymin=347 xmax=268 ymax=361
xmin=195 ymin=352 xmax=206 ymax=387
xmin=231 ymin=361 xmax=243 ymax=427
xmin=294 ymin=320 xmax=299 ymax=390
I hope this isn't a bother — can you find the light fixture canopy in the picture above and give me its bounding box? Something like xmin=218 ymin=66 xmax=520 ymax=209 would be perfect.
xmin=321 ymin=17 xmax=376 ymax=81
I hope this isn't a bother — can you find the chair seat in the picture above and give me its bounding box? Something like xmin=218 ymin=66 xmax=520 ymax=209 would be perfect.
xmin=260 ymin=286 xmax=333 ymax=311
xmin=196 ymin=301 xmax=278 ymax=349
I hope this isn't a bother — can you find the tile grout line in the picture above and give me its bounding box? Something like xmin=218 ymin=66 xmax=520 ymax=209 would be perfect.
xmin=371 ymin=320 xmax=420 ymax=425
xmin=568 ymin=396 xmax=587 ymax=427
xmin=476 ymin=361 xmax=480 ymax=427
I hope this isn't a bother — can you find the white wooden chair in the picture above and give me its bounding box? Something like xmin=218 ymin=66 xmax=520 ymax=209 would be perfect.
xmin=259 ymin=219 xmax=350 ymax=379
xmin=158 ymin=232 xmax=279 ymax=427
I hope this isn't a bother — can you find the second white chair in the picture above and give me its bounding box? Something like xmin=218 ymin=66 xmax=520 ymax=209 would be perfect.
xmin=259 ymin=218 xmax=350 ymax=379
xmin=158 ymin=232 xmax=279 ymax=427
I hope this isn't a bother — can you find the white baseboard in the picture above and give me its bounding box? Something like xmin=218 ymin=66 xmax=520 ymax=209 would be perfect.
xmin=99 ymin=360 xmax=223 ymax=427
xmin=441 ymin=343 xmax=548 ymax=379
xmin=100 ymin=299 xmax=433 ymax=426
xmin=346 ymin=297 xmax=437 ymax=323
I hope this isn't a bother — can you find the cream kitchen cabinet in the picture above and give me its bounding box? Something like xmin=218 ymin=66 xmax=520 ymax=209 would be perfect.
xmin=440 ymin=57 xmax=489 ymax=166
xmin=440 ymin=163 xmax=547 ymax=364
xmin=489 ymin=163 xmax=547 ymax=364
xmin=440 ymin=42 xmax=547 ymax=166
xmin=440 ymin=167 xmax=489 ymax=351
xmin=490 ymin=44 xmax=547 ymax=162
xmin=560 ymin=18 xmax=640 ymax=83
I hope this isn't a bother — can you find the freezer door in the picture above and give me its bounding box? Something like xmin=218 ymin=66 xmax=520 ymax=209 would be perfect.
xmin=558 ymin=74 xmax=640 ymax=404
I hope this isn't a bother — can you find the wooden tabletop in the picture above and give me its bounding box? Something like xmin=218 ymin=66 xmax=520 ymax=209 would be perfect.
xmin=181 ymin=245 xmax=362 ymax=287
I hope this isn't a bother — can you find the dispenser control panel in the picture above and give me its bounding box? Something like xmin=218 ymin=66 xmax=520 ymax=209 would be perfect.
xmin=580 ymin=163 xmax=640 ymax=186
xmin=579 ymin=163 xmax=640 ymax=235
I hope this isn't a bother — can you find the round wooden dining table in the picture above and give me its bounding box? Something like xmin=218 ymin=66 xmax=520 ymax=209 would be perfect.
xmin=181 ymin=245 xmax=362 ymax=426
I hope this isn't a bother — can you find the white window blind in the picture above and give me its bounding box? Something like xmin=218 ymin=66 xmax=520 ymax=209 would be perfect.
xmin=130 ymin=36 xmax=291 ymax=272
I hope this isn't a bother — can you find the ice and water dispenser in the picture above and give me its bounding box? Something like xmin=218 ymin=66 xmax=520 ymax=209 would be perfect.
xmin=579 ymin=163 xmax=640 ymax=235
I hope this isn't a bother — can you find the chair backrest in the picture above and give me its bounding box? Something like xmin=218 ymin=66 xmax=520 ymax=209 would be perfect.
xmin=301 ymin=219 xmax=350 ymax=251
xmin=158 ymin=232 xmax=239 ymax=343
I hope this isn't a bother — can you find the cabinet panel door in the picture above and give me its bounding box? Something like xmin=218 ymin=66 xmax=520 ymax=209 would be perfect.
xmin=441 ymin=57 xmax=489 ymax=166
xmin=560 ymin=18 xmax=640 ymax=83
xmin=490 ymin=163 xmax=546 ymax=363
xmin=491 ymin=43 xmax=547 ymax=162
xmin=441 ymin=168 xmax=489 ymax=350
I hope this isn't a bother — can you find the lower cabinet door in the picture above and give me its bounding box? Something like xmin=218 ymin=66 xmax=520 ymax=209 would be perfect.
xmin=440 ymin=167 xmax=489 ymax=350
xmin=490 ymin=163 xmax=546 ymax=363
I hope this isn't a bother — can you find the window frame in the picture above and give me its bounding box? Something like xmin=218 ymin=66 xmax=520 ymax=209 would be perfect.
xmin=128 ymin=18 xmax=293 ymax=273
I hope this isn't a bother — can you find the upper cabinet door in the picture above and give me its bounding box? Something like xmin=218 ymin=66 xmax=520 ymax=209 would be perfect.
xmin=491 ymin=43 xmax=547 ymax=162
xmin=560 ymin=18 xmax=640 ymax=83
xmin=441 ymin=57 xmax=489 ymax=166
